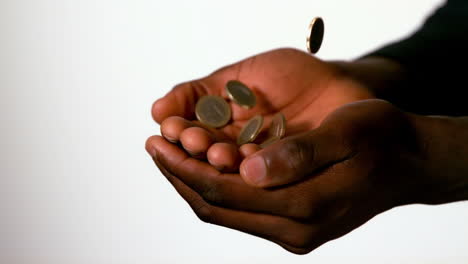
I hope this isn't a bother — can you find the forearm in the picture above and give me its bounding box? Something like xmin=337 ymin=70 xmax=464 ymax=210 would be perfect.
xmin=331 ymin=57 xmax=409 ymax=107
xmin=329 ymin=58 xmax=468 ymax=205
xmin=410 ymin=114 xmax=468 ymax=204
xmin=333 ymin=0 xmax=468 ymax=116
xmin=333 ymin=55 xmax=468 ymax=116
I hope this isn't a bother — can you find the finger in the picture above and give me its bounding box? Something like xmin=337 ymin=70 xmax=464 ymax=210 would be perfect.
xmin=146 ymin=135 xmax=188 ymax=168
xmin=239 ymin=127 xmax=353 ymax=188
xmin=239 ymin=143 xmax=261 ymax=158
xmin=151 ymin=61 xmax=243 ymax=124
xmin=147 ymin=135 xmax=324 ymax=220
xmin=207 ymin=142 xmax=240 ymax=171
xmin=160 ymin=116 xmax=194 ymax=143
xmin=161 ymin=115 xmax=232 ymax=142
xmin=180 ymin=127 xmax=215 ymax=159
xmin=152 ymin=80 xmax=210 ymax=124
xmin=154 ymin=157 xmax=321 ymax=252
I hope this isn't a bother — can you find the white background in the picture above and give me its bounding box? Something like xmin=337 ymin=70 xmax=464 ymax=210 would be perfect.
xmin=1 ymin=0 xmax=467 ymax=263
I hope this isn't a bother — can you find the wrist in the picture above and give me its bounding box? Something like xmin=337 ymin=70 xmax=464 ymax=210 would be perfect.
xmin=408 ymin=114 xmax=468 ymax=204
xmin=330 ymin=57 xmax=409 ymax=102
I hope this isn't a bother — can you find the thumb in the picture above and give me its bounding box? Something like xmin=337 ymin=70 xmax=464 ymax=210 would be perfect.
xmin=239 ymin=128 xmax=351 ymax=188
xmin=151 ymin=64 xmax=239 ymax=124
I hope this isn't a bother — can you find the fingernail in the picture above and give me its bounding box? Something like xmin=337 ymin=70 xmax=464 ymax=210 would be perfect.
xmin=187 ymin=150 xmax=205 ymax=160
xmin=165 ymin=137 xmax=178 ymax=143
xmin=214 ymin=165 xmax=225 ymax=172
xmin=242 ymin=155 xmax=267 ymax=186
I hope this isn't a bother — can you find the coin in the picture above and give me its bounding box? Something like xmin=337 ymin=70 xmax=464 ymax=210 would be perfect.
xmin=268 ymin=112 xmax=286 ymax=138
xmin=259 ymin=112 xmax=286 ymax=148
xmin=195 ymin=95 xmax=231 ymax=128
xmin=306 ymin=17 xmax=324 ymax=54
xmin=225 ymin=80 xmax=256 ymax=109
xmin=237 ymin=115 xmax=264 ymax=145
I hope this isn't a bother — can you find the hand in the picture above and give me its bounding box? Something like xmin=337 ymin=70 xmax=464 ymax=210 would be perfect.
xmin=147 ymin=47 xmax=468 ymax=253
xmin=150 ymin=48 xmax=374 ymax=170
xmin=147 ymin=99 xmax=435 ymax=254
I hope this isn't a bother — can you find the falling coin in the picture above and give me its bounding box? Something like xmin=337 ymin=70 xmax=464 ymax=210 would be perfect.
xmin=306 ymin=17 xmax=324 ymax=54
xmin=268 ymin=112 xmax=286 ymax=138
xmin=225 ymin=80 xmax=256 ymax=109
xmin=195 ymin=95 xmax=231 ymax=128
xmin=260 ymin=112 xmax=286 ymax=148
xmin=237 ymin=115 xmax=264 ymax=145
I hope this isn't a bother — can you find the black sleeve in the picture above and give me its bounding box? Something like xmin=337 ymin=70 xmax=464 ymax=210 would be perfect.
xmin=365 ymin=0 xmax=468 ymax=116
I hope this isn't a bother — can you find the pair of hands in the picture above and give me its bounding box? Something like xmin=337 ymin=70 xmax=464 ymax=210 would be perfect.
xmin=145 ymin=48 xmax=434 ymax=254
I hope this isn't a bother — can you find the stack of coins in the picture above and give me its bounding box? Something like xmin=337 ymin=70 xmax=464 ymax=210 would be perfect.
xmin=195 ymin=80 xmax=286 ymax=147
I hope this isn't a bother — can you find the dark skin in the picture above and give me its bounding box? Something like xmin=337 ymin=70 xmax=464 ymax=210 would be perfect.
xmin=146 ymin=48 xmax=468 ymax=254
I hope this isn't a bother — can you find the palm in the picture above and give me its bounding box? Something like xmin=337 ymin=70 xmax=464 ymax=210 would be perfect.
xmin=153 ymin=48 xmax=374 ymax=142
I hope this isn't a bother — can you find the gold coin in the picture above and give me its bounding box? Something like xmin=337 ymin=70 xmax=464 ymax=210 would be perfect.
xmin=237 ymin=115 xmax=264 ymax=145
xmin=195 ymin=95 xmax=231 ymax=128
xmin=225 ymin=80 xmax=256 ymax=109
xmin=268 ymin=112 xmax=286 ymax=138
xmin=259 ymin=135 xmax=281 ymax=148
xmin=306 ymin=17 xmax=324 ymax=54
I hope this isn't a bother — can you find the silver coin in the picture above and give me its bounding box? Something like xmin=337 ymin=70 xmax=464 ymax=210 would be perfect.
xmin=195 ymin=95 xmax=231 ymax=128
xmin=268 ymin=112 xmax=286 ymax=139
xmin=225 ymin=80 xmax=256 ymax=109
xmin=237 ymin=115 xmax=264 ymax=145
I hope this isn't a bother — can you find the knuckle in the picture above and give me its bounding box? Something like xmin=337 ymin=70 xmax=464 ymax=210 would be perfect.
xmin=192 ymin=201 xmax=214 ymax=223
xmin=284 ymin=246 xmax=313 ymax=255
xmin=283 ymin=228 xmax=318 ymax=251
xmin=276 ymin=47 xmax=302 ymax=54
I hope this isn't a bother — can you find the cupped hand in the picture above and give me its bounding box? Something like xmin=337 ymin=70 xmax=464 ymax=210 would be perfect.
xmin=147 ymin=98 xmax=430 ymax=254
xmin=151 ymin=48 xmax=374 ymax=169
